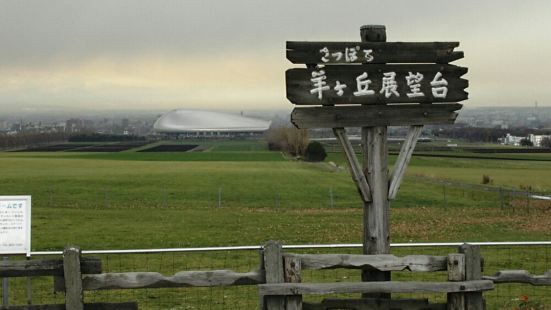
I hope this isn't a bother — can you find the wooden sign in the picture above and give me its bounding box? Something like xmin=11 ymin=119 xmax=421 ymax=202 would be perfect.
xmin=287 ymin=41 xmax=463 ymax=64
xmin=286 ymin=64 xmax=468 ymax=105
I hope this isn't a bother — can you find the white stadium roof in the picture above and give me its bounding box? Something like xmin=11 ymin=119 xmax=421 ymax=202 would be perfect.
xmin=154 ymin=109 xmax=271 ymax=133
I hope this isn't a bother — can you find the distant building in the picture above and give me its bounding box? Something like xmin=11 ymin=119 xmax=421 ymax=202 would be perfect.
xmin=499 ymin=133 xmax=524 ymax=146
xmin=499 ymin=133 xmax=551 ymax=147
xmin=529 ymin=134 xmax=551 ymax=147
xmin=153 ymin=109 xmax=271 ymax=138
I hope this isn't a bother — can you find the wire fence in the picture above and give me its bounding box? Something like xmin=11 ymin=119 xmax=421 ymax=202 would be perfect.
xmin=410 ymin=175 xmax=551 ymax=214
xmin=25 ymin=176 xmax=551 ymax=213
xmin=1 ymin=242 xmax=550 ymax=309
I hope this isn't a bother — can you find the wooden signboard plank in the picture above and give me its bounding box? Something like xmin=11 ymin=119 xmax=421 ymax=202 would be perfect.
xmin=287 ymin=41 xmax=463 ymax=64
xmin=291 ymin=103 xmax=462 ymax=129
xmin=286 ymin=64 xmax=468 ymax=105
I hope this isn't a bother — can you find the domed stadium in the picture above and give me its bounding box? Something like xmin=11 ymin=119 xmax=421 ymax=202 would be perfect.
xmin=153 ymin=109 xmax=271 ymax=138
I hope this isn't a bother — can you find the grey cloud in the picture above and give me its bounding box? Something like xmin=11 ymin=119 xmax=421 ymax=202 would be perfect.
xmin=2 ymin=0 xmax=546 ymax=67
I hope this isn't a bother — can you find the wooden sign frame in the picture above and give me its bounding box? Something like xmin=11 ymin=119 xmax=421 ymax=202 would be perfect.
xmin=285 ymin=25 xmax=468 ymax=297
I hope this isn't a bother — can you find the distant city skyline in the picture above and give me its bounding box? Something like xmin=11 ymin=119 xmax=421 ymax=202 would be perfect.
xmin=1 ymin=1 xmax=551 ymax=112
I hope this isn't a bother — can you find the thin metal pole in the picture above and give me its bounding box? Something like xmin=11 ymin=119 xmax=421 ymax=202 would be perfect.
xmin=2 ymin=257 xmax=8 ymax=307
xmin=512 ymin=190 xmax=516 ymax=213
xmin=218 ymin=187 xmax=222 ymax=208
xmin=48 ymin=185 xmax=53 ymax=208
xmin=443 ymin=184 xmax=447 ymax=208
xmin=526 ymin=190 xmax=530 ymax=214
xmin=103 ymin=189 xmax=109 ymax=208
xmin=329 ymin=187 xmax=334 ymax=208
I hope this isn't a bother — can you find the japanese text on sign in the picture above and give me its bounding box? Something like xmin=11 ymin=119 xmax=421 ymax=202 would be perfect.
xmin=310 ymin=70 xmax=448 ymax=100
xmin=0 ymin=196 xmax=31 ymax=256
xmin=319 ymin=46 xmax=374 ymax=63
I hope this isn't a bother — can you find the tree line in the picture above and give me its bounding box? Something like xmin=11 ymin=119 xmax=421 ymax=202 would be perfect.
xmin=0 ymin=132 xmax=68 ymax=150
xmin=0 ymin=132 xmax=147 ymax=150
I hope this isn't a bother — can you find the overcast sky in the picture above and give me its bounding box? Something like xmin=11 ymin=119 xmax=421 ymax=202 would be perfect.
xmin=1 ymin=0 xmax=550 ymax=113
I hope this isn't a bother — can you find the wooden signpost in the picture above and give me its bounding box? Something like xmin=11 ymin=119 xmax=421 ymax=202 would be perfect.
xmin=286 ymin=25 xmax=468 ymax=297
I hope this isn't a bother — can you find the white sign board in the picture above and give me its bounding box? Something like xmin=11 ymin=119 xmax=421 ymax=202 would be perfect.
xmin=0 ymin=196 xmax=31 ymax=256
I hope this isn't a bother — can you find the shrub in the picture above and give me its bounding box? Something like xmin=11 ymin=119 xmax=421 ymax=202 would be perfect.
xmin=305 ymin=141 xmax=327 ymax=162
xmin=481 ymin=174 xmax=492 ymax=185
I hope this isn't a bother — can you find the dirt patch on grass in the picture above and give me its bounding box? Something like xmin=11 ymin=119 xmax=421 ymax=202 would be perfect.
xmin=391 ymin=206 xmax=551 ymax=240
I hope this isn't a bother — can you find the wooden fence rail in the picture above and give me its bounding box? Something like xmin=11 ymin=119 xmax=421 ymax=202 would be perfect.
xmin=3 ymin=242 xmax=550 ymax=309
xmin=262 ymin=242 xmax=489 ymax=310
xmin=0 ymin=257 xmax=101 ymax=278
xmin=258 ymin=280 xmax=494 ymax=296
xmin=302 ymin=298 xmax=446 ymax=310
xmin=80 ymin=270 xmax=264 ymax=290
xmin=484 ymin=269 xmax=551 ymax=285
xmin=284 ymin=253 xmax=447 ymax=272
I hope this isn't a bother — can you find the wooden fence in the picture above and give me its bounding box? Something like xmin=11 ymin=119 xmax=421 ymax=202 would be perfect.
xmin=0 ymin=243 xmax=550 ymax=309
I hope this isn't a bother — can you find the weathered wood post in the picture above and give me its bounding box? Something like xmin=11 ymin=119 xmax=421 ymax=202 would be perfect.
xmin=63 ymin=245 xmax=84 ymax=310
xmin=359 ymin=24 xmax=391 ymax=289
xmin=447 ymin=252 xmax=466 ymax=309
xmin=459 ymin=244 xmax=484 ymax=310
xmin=263 ymin=241 xmax=285 ymax=310
xmin=283 ymin=255 xmax=302 ymax=310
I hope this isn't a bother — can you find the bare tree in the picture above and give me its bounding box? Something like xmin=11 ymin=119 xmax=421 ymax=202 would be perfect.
xmin=284 ymin=127 xmax=309 ymax=156
xmin=264 ymin=125 xmax=309 ymax=157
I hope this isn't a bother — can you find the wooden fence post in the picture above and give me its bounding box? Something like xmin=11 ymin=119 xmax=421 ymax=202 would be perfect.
xmin=447 ymin=253 xmax=466 ymax=309
xmin=263 ymin=241 xmax=285 ymax=310
xmin=459 ymin=244 xmax=484 ymax=310
xmin=63 ymin=245 xmax=84 ymax=310
xmin=284 ymin=255 xmax=302 ymax=310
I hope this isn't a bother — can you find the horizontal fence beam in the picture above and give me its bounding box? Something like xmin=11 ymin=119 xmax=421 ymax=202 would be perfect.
xmin=81 ymin=270 xmax=264 ymax=291
xmin=484 ymin=269 xmax=551 ymax=286
xmin=0 ymin=257 xmax=101 ymax=277
xmin=285 ymin=254 xmax=447 ymax=272
xmin=0 ymin=302 xmax=138 ymax=310
xmin=259 ymin=280 xmax=494 ymax=296
xmin=303 ymin=298 xmax=446 ymax=310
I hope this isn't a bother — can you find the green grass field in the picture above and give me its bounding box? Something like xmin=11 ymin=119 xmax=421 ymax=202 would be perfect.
xmin=1 ymin=140 xmax=550 ymax=309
